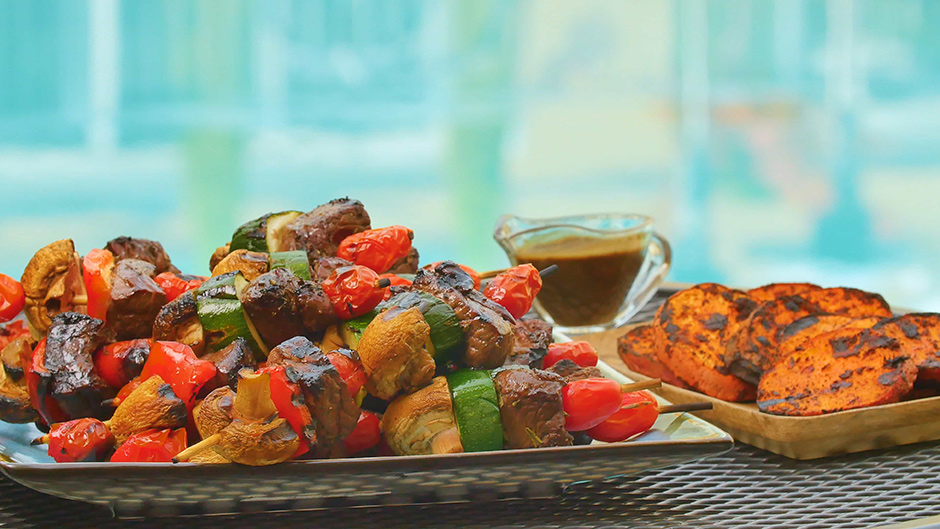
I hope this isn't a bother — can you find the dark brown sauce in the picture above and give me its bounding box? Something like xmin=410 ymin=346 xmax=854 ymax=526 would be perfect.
xmin=516 ymin=235 xmax=646 ymax=326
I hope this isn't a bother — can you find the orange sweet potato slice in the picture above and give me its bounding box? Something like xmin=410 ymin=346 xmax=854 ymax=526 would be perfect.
xmin=872 ymin=313 xmax=940 ymax=386
xmin=757 ymin=328 xmax=916 ymax=416
xmin=617 ymin=325 xmax=691 ymax=389
xmin=747 ymin=283 xmax=821 ymax=303
xmin=654 ymin=283 xmax=758 ymax=401
xmin=777 ymin=314 xmax=883 ymax=360
xmin=804 ymin=287 xmax=892 ymax=318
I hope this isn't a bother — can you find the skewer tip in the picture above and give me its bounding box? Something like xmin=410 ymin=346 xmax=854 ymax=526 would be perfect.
xmin=538 ymin=264 xmax=559 ymax=278
xmin=375 ymin=278 xmax=392 ymax=289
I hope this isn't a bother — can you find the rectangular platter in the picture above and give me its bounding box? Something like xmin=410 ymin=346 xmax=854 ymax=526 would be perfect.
xmin=0 ymin=356 xmax=732 ymax=518
xmin=587 ymin=320 xmax=940 ymax=461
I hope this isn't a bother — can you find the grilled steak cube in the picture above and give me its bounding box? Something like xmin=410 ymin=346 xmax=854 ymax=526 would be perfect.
xmin=311 ymin=256 xmax=353 ymax=284
xmin=202 ymin=337 xmax=256 ymax=390
xmin=41 ymin=312 xmax=114 ymax=421
xmin=105 ymin=236 xmax=179 ymax=274
xmin=283 ymin=198 xmax=371 ymax=260
xmin=505 ymin=318 xmax=553 ymax=368
xmin=107 ymin=259 xmax=168 ymax=340
xmin=549 ymin=358 xmax=603 ymax=384
xmin=412 ymin=262 xmax=515 ymax=369
xmin=388 ymin=247 xmax=420 ymax=274
xmin=152 ymin=290 xmax=205 ymax=356
xmin=241 ymin=268 xmax=338 ymax=346
xmin=267 ymin=337 xmax=360 ymax=456
xmin=492 ymin=367 xmax=572 ymax=449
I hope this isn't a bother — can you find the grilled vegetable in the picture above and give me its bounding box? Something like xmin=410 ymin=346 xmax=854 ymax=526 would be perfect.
xmin=93 ymin=339 xmax=150 ymax=389
xmin=111 ymin=428 xmax=187 ymax=463
xmin=194 ymin=386 xmax=235 ymax=439
xmin=153 ymin=272 xmax=206 ymax=303
xmin=195 ymin=272 xmax=267 ymax=359
xmin=0 ymin=274 xmax=25 ymax=324
xmin=35 ymin=418 xmax=114 ymax=463
xmin=357 ymin=307 xmax=435 ymax=400
xmin=108 ymin=374 xmax=187 ymax=444
xmin=138 ymin=341 xmax=216 ymax=411
xmin=586 ymin=391 xmax=659 ymax=442
xmin=21 ymin=239 xmax=87 ymax=335
xmin=617 ymin=325 xmax=690 ymax=389
xmin=872 ymin=313 xmax=940 ymax=385
xmin=446 ymin=370 xmax=502 ymax=452
xmin=337 ymin=225 xmax=414 ymax=273
xmin=230 ymin=211 xmax=302 ymax=253
xmin=381 ymin=376 xmax=462 ymax=456
xmin=483 ymin=264 xmax=542 ymax=320
xmin=269 ymin=250 xmax=311 ymax=281
xmin=201 ymin=337 xmax=256 ymax=390
xmin=82 ymin=249 xmax=114 ymax=321
xmin=322 ymin=265 xmax=389 ymax=320
xmin=746 ymin=282 xmax=821 ymax=302
xmin=210 ymin=250 xmax=270 ymax=282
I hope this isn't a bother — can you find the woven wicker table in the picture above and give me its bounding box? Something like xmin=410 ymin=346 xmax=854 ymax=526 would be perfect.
xmin=4 ymin=290 xmax=940 ymax=528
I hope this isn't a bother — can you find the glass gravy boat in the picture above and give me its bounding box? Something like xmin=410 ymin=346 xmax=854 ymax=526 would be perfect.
xmin=493 ymin=213 xmax=671 ymax=334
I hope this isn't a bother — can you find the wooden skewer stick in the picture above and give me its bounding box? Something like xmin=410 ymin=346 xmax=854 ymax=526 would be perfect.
xmin=172 ymin=433 xmax=221 ymax=464
xmin=620 ymin=379 xmax=662 ymax=393
xmin=30 ymin=434 xmax=50 ymax=446
xmin=658 ymin=402 xmax=713 ymax=414
xmin=71 ymin=294 xmax=88 ymax=305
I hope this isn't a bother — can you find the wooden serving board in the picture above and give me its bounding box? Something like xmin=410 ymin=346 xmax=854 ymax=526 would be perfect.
xmin=584 ymin=323 xmax=940 ymax=460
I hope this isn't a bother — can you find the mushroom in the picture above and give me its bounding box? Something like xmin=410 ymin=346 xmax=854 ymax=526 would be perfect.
xmin=381 ymin=376 xmax=463 ymax=456
xmin=357 ymin=307 xmax=435 ymax=400
xmin=21 ymin=239 xmax=87 ymax=336
xmin=210 ymin=249 xmax=270 ymax=282
xmin=0 ymin=357 xmax=37 ymax=424
xmin=209 ymin=243 xmax=231 ymax=271
xmin=194 ymin=386 xmax=235 ymax=439
xmin=108 ymin=375 xmax=187 ymax=444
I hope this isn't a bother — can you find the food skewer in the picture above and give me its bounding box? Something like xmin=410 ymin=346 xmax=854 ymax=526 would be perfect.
xmin=480 ymin=264 xmax=558 ymax=280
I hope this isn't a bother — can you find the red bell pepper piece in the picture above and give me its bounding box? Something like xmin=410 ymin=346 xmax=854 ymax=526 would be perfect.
xmin=94 ymin=339 xmax=151 ymax=389
xmin=139 ymin=341 xmax=216 ymax=410
xmin=82 ymin=249 xmax=114 ymax=321
xmin=326 ymin=350 xmax=367 ymax=399
xmin=344 ymin=411 xmax=382 ymax=455
xmin=45 ymin=417 xmax=114 ymax=462
xmin=110 ymin=428 xmax=187 ymax=463
xmin=257 ymin=365 xmax=313 ymax=459
xmin=322 ymin=265 xmax=388 ymax=319
xmin=337 ymin=226 xmax=413 ymax=273
xmin=154 ymin=273 xmax=206 ymax=303
xmin=543 ymin=341 xmax=599 ymax=369
xmin=25 ymin=339 xmax=69 ymax=426
xmin=0 ymin=273 xmax=25 ymax=323
xmin=483 ymin=264 xmax=542 ymax=319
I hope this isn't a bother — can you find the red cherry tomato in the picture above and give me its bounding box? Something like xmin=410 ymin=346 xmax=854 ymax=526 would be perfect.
xmin=322 ymin=265 xmax=388 ymax=319
xmin=344 ymin=411 xmax=382 ymax=455
xmin=46 ymin=417 xmax=115 ymax=462
xmin=139 ymin=341 xmax=216 ymax=410
xmin=543 ymin=341 xmax=598 ymax=369
xmin=337 ymin=226 xmax=414 ymax=273
xmin=424 ymin=262 xmax=481 ymax=290
xmin=257 ymin=365 xmax=313 ymax=459
xmin=586 ymin=391 xmax=659 ymax=442
xmin=483 ymin=264 xmax=542 ymax=319
xmin=562 ymin=378 xmax=622 ymax=432
xmin=82 ymin=249 xmax=114 ymax=321
xmin=110 ymin=428 xmax=187 ymax=463
xmin=326 ymin=350 xmax=367 ymax=399
xmin=0 ymin=273 xmax=25 ymax=323
xmin=154 ymin=273 xmax=206 ymax=302
xmin=378 ymin=273 xmax=412 ymax=300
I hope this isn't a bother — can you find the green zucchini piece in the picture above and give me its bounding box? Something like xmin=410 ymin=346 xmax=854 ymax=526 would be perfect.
xmin=195 ymin=271 xmax=268 ymax=360
xmin=230 ymin=210 xmax=301 ymax=253
xmin=384 ymin=291 xmax=463 ymax=362
xmin=269 ymin=250 xmax=311 ymax=280
xmin=447 ymin=370 xmax=503 ymax=452
xmin=338 ymin=311 xmax=378 ymax=350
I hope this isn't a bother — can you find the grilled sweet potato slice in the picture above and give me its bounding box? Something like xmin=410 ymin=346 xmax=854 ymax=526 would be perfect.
xmin=617 ymin=325 xmax=690 ymax=389
xmin=872 ymin=313 xmax=940 ymax=386
xmin=805 ymin=287 xmax=892 ymax=318
xmin=654 ymin=283 xmax=758 ymax=401
xmin=757 ymin=328 xmax=916 ymax=416
xmin=747 ymin=283 xmax=821 ymax=303
xmin=777 ymin=315 xmax=882 ymax=360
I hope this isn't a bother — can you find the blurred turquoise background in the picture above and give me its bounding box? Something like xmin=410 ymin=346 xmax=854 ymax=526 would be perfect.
xmin=1 ymin=0 xmax=939 ymax=309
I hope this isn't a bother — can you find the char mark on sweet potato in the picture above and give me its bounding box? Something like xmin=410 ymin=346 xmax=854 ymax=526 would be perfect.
xmin=653 ymin=283 xmax=757 ymax=401
xmin=757 ymin=327 xmax=916 ymax=416
xmin=282 ymin=198 xmax=371 ymax=260
xmin=777 ymin=315 xmax=882 ymax=362
xmin=873 ymin=313 xmax=940 ymax=386
xmin=617 ymin=325 xmax=690 ymax=388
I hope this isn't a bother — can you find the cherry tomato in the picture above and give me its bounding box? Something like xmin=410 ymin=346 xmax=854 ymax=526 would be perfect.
xmin=258 ymin=365 xmax=313 ymax=458
xmin=378 ymin=273 xmax=412 ymax=300
xmin=94 ymin=339 xmax=151 ymax=389
xmin=154 ymin=273 xmax=206 ymax=302
xmin=322 ymin=265 xmax=388 ymax=319
xmin=344 ymin=411 xmax=382 ymax=455
xmin=0 ymin=274 xmax=25 ymax=323
xmin=424 ymin=262 xmax=481 ymax=290
xmin=326 ymin=350 xmax=367 ymax=399
xmin=483 ymin=264 xmax=542 ymax=319
xmin=140 ymin=341 xmax=216 ymax=410
xmin=337 ymin=226 xmax=414 ymax=273
xmin=46 ymin=418 xmax=114 ymax=462
xmin=561 ymin=378 xmax=622 ymax=432
xmin=587 ymin=391 xmax=660 ymax=442
xmin=82 ymin=249 xmax=114 ymax=321
xmin=110 ymin=428 xmax=187 ymax=463
xmin=543 ymin=341 xmax=599 ymax=369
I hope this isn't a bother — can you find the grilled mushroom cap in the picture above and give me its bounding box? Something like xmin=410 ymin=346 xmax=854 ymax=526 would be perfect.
xmin=381 ymin=376 xmax=463 ymax=456
xmin=21 ymin=239 xmax=87 ymax=336
xmin=357 ymin=307 xmax=435 ymax=400
xmin=194 ymin=386 xmax=235 ymax=439
xmin=210 ymin=249 xmax=270 ymax=282
xmin=214 ymin=371 xmax=299 ymax=466
xmin=209 ymin=243 xmax=231 ymax=272
xmin=0 ymin=360 xmax=37 ymax=424
xmin=109 ymin=375 xmax=187 ymax=444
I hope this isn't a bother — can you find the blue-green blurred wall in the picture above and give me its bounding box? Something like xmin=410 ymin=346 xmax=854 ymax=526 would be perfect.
xmin=1 ymin=0 xmax=939 ymax=309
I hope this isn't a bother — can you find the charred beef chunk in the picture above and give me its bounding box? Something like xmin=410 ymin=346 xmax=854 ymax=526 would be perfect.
xmin=492 ymin=367 xmax=572 ymax=449
xmin=549 ymin=358 xmax=603 ymax=384
xmin=202 ymin=337 xmax=256 ymax=390
xmin=107 ymin=259 xmax=168 ymax=340
xmin=267 ymin=337 xmax=360 ymax=456
xmin=117 ymin=339 xmax=150 ymax=383
xmin=505 ymin=319 xmax=553 ymax=368
xmin=388 ymin=247 xmax=420 ymax=274
xmin=282 ymin=198 xmax=371 ymax=260
xmin=411 ymin=261 xmax=515 ymax=368
xmin=311 ymin=256 xmax=354 ymax=284
xmin=40 ymin=312 xmax=114 ymax=421
xmin=241 ymin=268 xmax=338 ymax=346
xmin=152 ymin=290 xmax=205 ymax=356
xmin=105 ymin=236 xmax=179 ymax=274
